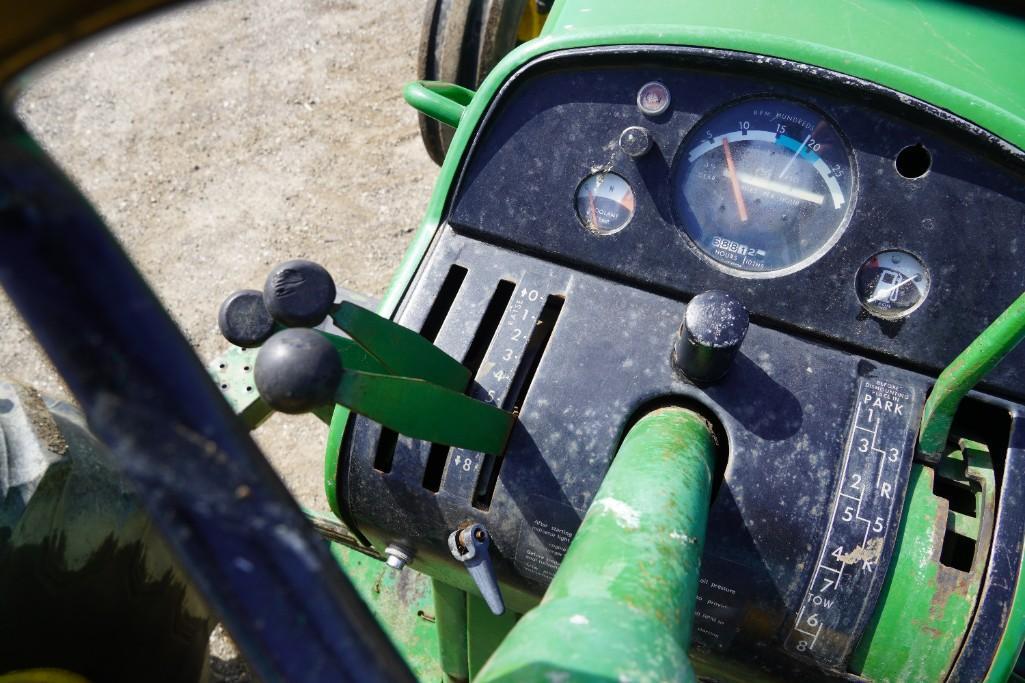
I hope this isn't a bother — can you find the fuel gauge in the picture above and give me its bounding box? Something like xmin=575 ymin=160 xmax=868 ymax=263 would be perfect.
xmin=575 ymin=172 xmax=635 ymax=234
xmin=856 ymin=250 xmax=931 ymax=319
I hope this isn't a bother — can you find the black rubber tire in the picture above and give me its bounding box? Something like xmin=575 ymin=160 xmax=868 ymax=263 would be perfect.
xmin=0 ymin=381 xmax=214 ymax=682
xmin=417 ymin=0 xmax=528 ymax=165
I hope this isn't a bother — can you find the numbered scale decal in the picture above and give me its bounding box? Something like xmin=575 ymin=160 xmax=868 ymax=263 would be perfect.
xmin=784 ymin=377 xmax=918 ymax=669
xmin=443 ymin=282 xmax=553 ymax=496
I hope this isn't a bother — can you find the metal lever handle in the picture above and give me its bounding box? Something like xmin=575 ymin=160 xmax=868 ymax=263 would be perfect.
xmin=448 ymin=524 xmax=505 ymax=615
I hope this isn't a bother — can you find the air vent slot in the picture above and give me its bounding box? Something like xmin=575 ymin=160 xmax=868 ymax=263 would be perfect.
xmin=462 ymin=280 xmax=517 ymax=373
xmin=422 ymin=443 xmax=449 ymax=492
xmin=374 ymin=264 xmax=468 ymax=475
xmin=420 ymin=265 xmax=467 ymax=342
xmin=473 ymin=294 xmax=564 ymax=510
xmin=373 ymin=428 xmax=399 ymax=473
xmin=420 ymin=279 xmax=516 ymax=490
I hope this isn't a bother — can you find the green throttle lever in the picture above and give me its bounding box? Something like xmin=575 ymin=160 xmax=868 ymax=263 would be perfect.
xmin=254 ymin=328 xmax=514 ymax=455
xmin=262 ymin=259 xmax=470 ymax=391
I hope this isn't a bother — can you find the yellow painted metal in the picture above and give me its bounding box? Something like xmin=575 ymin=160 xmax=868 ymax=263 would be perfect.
xmin=516 ymin=2 xmax=548 ymax=43
xmin=0 ymin=670 xmax=91 ymax=683
xmin=0 ymin=1 xmax=187 ymax=91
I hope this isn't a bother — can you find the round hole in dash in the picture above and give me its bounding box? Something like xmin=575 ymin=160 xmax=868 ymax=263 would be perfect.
xmin=220 ymin=384 xmax=228 ymax=389
xmin=218 ymin=363 xmax=226 ymax=369
xmin=895 ymin=143 xmax=931 ymax=179
xmin=246 ymin=386 xmax=253 ymax=392
xmin=243 ymin=365 xmax=251 ymax=371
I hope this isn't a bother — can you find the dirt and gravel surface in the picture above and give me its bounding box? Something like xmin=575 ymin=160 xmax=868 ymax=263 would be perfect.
xmin=1 ymin=1 xmax=434 ymax=678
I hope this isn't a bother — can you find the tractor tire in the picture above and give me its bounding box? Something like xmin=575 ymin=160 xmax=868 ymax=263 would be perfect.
xmin=0 ymin=380 xmax=214 ymax=683
xmin=416 ymin=0 xmax=528 ymax=165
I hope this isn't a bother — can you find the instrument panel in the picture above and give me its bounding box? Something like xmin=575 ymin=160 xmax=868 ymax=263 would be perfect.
xmin=447 ymin=47 xmax=1025 ymax=401
xmin=340 ymin=46 xmax=1025 ymax=681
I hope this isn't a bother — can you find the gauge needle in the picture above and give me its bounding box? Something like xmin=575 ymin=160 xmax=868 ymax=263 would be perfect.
xmin=778 ymin=133 xmax=811 ymax=178
xmin=589 ymin=189 xmax=599 ymax=227
xmin=722 ymin=170 xmax=825 ymax=205
xmin=867 ymin=274 xmax=921 ymax=303
xmin=722 ymin=137 xmax=749 ymax=222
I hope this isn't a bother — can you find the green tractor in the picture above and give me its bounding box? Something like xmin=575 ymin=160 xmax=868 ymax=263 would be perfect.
xmin=1 ymin=1 xmax=1024 ymax=681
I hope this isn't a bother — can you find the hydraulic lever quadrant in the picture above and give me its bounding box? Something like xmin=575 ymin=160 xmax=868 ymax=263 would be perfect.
xmin=218 ymin=259 xmax=516 ymax=455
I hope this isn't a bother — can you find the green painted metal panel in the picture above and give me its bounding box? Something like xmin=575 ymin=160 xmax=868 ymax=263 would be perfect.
xmin=466 ymin=593 xmax=518 ymax=681
xmin=433 ymin=579 xmax=470 ymax=682
xmin=851 ymin=444 xmax=994 ymax=682
xmin=541 ymin=0 xmax=1025 ymax=154
xmin=207 ymin=345 xmax=270 ymax=430
xmin=329 ymin=544 xmax=443 ymax=681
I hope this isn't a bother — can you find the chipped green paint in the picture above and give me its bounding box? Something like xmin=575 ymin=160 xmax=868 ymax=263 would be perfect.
xmin=207 ymin=345 xmax=270 ymax=429
xmin=328 ymin=545 xmax=442 ymax=681
xmin=476 ymin=408 xmax=715 ymax=682
xmin=851 ymin=443 xmax=995 ymax=681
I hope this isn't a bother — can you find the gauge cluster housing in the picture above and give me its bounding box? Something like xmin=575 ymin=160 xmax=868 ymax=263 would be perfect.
xmin=446 ymin=47 xmax=1025 ymax=401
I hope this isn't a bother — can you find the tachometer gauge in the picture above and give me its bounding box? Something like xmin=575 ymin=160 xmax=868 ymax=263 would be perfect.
xmin=674 ymin=98 xmax=855 ymax=275
xmin=576 ymin=172 xmax=636 ymax=234
xmin=856 ymin=250 xmax=931 ymax=319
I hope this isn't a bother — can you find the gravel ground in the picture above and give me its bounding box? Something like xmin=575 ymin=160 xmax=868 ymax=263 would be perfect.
xmin=1 ymin=1 xmax=435 ymax=678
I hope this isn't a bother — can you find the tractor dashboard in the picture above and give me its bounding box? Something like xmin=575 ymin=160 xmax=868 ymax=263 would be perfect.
xmin=336 ymin=46 xmax=1025 ymax=679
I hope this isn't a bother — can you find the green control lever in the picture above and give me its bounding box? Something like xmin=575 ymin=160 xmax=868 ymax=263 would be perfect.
xmin=262 ymin=259 xmax=470 ymax=391
xmin=254 ymin=328 xmax=515 ymax=455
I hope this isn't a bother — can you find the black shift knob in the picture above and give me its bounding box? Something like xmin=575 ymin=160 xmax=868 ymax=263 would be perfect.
xmin=263 ymin=259 xmax=337 ymax=328
xmin=674 ymin=290 xmax=749 ymax=383
xmin=218 ymin=289 xmax=276 ymax=348
xmin=254 ymin=328 xmax=342 ymax=414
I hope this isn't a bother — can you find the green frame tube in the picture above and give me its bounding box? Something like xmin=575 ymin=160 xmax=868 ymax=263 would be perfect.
xmin=476 ymin=407 xmax=716 ymax=682
xmin=919 ymin=291 xmax=1025 ymax=459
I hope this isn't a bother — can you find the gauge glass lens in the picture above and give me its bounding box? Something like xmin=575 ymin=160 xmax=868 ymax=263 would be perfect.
xmin=856 ymin=250 xmax=931 ymax=319
xmin=674 ymin=98 xmax=855 ymax=274
xmin=576 ymin=172 xmax=636 ymax=234
xmin=637 ymin=81 xmax=671 ymax=116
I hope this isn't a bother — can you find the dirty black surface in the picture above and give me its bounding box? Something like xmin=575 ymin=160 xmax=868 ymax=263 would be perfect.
xmin=447 ymin=47 xmax=1025 ymax=402
xmin=338 ymin=227 xmax=993 ymax=678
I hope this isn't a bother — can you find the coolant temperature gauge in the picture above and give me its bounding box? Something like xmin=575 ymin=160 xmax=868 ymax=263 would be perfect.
xmin=575 ymin=172 xmax=636 ymax=234
xmin=856 ymin=250 xmax=931 ymax=319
